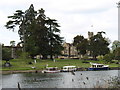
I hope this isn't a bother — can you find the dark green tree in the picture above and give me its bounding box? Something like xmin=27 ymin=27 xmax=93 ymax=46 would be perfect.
xmin=103 ymin=53 xmax=114 ymax=63
xmin=23 ymin=4 xmax=38 ymax=57
xmin=5 ymin=4 xmax=64 ymax=59
xmin=46 ymin=18 xmax=63 ymax=60
xmin=35 ymin=8 xmax=49 ymax=59
xmin=2 ymin=46 xmax=12 ymax=60
xmin=88 ymin=31 xmax=110 ymax=59
xmin=113 ymin=47 xmax=120 ymax=60
xmin=5 ymin=9 xmax=25 ymax=50
xmin=73 ymin=35 xmax=88 ymax=58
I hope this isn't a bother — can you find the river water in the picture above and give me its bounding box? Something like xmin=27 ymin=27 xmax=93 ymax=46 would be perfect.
xmin=1 ymin=70 xmax=119 ymax=88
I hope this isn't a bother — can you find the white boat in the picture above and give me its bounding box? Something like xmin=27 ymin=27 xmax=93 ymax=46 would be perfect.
xmin=42 ymin=67 xmax=60 ymax=73
xmin=88 ymin=62 xmax=109 ymax=71
xmin=61 ymin=66 xmax=77 ymax=72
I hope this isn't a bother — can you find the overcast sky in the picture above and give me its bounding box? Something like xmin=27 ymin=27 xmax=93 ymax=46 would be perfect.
xmin=0 ymin=0 xmax=119 ymax=46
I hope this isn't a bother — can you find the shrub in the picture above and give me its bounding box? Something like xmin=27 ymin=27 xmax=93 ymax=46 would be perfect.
xmin=82 ymin=56 xmax=89 ymax=60
xmin=2 ymin=47 xmax=12 ymax=60
xmin=97 ymin=55 xmax=104 ymax=61
xmin=103 ymin=53 xmax=114 ymax=63
xmin=19 ymin=52 xmax=30 ymax=59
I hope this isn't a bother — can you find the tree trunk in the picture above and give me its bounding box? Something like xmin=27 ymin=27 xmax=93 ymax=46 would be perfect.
xmin=50 ymin=55 xmax=53 ymax=60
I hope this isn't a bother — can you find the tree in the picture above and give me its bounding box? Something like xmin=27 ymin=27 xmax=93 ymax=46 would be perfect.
xmin=23 ymin=4 xmax=38 ymax=57
xmin=113 ymin=47 xmax=120 ymax=60
xmin=10 ymin=41 xmax=15 ymax=46
xmin=2 ymin=46 xmax=12 ymax=60
xmin=32 ymin=8 xmax=49 ymax=59
xmin=46 ymin=18 xmax=64 ymax=59
xmin=88 ymin=31 xmax=110 ymax=59
xmin=103 ymin=53 xmax=114 ymax=63
xmin=5 ymin=4 xmax=64 ymax=59
xmin=73 ymin=35 xmax=88 ymax=58
xmin=112 ymin=40 xmax=120 ymax=51
xmin=5 ymin=9 xmax=25 ymax=50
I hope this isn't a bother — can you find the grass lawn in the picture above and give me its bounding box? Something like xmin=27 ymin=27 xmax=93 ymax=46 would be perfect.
xmin=1 ymin=58 xmax=119 ymax=71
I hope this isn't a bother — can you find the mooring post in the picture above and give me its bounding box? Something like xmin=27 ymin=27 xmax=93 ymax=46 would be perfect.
xmin=18 ymin=82 xmax=21 ymax=90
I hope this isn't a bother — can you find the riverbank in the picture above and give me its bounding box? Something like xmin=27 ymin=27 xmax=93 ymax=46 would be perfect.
xmin=1 ymin=70 xmax=42 ymax=74
xmin=1 ymin=67 xmax=119 ymax=74
xmin=1 ymin=59 xmax=119 ymax=73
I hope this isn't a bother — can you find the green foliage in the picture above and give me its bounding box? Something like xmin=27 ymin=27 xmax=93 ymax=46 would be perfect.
xmin=10 ymin=41 xmax=15 ymax=46
xmin=113 ymin=47 xmax=120 ymax=60
xmin=19 ymin=52 xmax=30 ymax=59
xmin=82 ymin=56 xmax=89 ymax=60
xmin=103 ymin=53 xmax=114 ymax=63
xmin=88 ymin=31 xmax=110 ymax=59
xmin=73 ymin=35 xmax=88 ymax=56
xmin=112 ymin=40 xmax=120 ymax=51
xmin=73 ymin=32 xmax=110 ymax=60
xmin=45 ymin=18 xmax=64 ymax=59
xmin=97 ymin=55 xmax=104 ymax=61
xmin=2 ymin=47 xmax=12 ymax=60
xmin=2 ymin=58 xmax=118 ymax=71
xmin=5 ymin=4 xmax=64 ymax=59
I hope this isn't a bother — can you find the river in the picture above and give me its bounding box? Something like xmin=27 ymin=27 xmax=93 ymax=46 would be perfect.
xmin=1 ymin=70 xmax=119 ymax=88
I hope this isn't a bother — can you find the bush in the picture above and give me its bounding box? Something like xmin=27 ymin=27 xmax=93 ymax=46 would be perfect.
xmin=2 ymin=47 xmax=12 ymax=60
xmin=82 ymin=56 xmax=89 ymax=60
xmin=113 ymin=47 xmax=120 ymax=60
xmin=19 ymin=52 xmax=30 ymax=59
xmin=82 ymin=61 xmax=89 ymax=63
xmin=97 ymin=55 xmax=104 ymax=61
xmin=103 ymin=53 xmax=114 ymax=63
xmin=114 ymin=56 xmax=120 ymax=60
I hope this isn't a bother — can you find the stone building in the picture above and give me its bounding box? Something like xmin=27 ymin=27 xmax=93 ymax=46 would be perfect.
xmin=60 ymin=42 xmax=78 ymax=59
xmin=60 ymin=31 xmax=94 ymax=59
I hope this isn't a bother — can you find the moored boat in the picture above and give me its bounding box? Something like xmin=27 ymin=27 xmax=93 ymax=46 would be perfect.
xmin=42 ymin=67 xmax=60 ymax=73
xmin=88 ymin=62 xmax=109 ymax=71
xmin=61 ymin=66 xmax=77 ymax=72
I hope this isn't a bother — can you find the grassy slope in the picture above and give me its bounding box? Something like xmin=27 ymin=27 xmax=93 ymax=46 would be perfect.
xmin=1 ymin=59 xmax=118 ymax=71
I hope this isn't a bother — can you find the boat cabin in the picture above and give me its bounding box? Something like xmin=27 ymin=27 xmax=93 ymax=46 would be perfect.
xmin=46 ymin=67 xmax=58 ymax=71
xmin=91 ymin=64 xmax=104 ymax=68
xmin=88 ymin=62 xmax=109 ymax=70
xmin=90 ymin=62 xmax=109 ymax=68
xmin=42 ymin=67 xmax=60 ymax=73
xmin=62 ymin=66 xmax=77 ymax=72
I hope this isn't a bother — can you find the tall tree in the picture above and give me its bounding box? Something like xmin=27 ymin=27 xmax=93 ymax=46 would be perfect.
xmin=88 ymin=31 xmax=110 ymax=59
xmin=35 ymin=8 xmax=49 ymax=59
xmin=73 ymin=35 xmax=88 ymax=58
xmin=5 ymin=9 xmax=25 ymax=50
xmin=46 ymin=18 xmax=63 ymax=59
xmin=5 ymin=4 xmax=64 ymax=59
xmin=23 ymin=4 xmax=37 ymax=56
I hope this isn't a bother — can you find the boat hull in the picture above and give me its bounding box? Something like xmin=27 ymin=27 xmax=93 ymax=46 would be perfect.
xmin=42 ymin=70 xmax=60 ymax=73
xmin=88 ymin=67 xmax=109 ymax=71
xmin=61 ymin=69 xmax=76 ymax=72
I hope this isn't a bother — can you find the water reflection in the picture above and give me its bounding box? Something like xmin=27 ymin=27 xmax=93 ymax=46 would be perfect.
xmin=2 ymin=70 xmax=118 ymax=88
